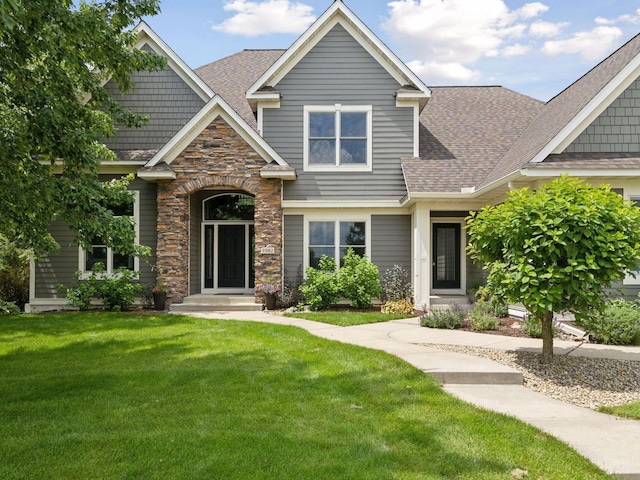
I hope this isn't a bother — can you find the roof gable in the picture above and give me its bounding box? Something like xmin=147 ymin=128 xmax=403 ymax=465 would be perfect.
xmin=143 ymin=95 xmax=290 ymax=171
xmin=133 ymin=21 xmax=214 ymax=102
xmin=246 ymin=1 xmax=430 ymax=106
xmin=480 ymin=32 xmax=640 ymax=189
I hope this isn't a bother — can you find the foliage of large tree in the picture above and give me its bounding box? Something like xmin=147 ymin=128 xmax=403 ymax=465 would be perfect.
xmin=466 ymin=176 xmax=640 ymax=362
xmin=0 ymin=0 xmax=164 ymax=256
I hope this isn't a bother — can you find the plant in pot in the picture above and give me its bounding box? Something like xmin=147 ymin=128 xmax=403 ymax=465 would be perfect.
xmin=256 ymin=281 xmax=281 ymax=310
xmin=151 ymin=265 xmax=168 ymax=311
xmin=152 ymin=282 xmax=168 ymax=310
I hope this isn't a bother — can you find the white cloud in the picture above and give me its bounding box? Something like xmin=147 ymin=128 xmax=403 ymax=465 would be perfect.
xmin=407 ymin=60 xmax=481 ymax=82
xmin=501 ymin=43 xmax=531 ymax=57
xmin=383 ymin=0 xmax=549 ymax=82
xmin=596 ymin=8 xmax=640 ymax=26
xmin=529 ymin=20 xmax=568 ymax=38
xmin=542 ymin=26 xmax=623 ymax=61
xmin=511 ymin=2 xmax=549 ymax=20
xmin=212 ymin=0 xmax=315 ymax=36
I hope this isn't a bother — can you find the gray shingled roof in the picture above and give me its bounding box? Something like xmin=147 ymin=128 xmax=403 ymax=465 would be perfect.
xmin=480 ymin=33 xmax=640 ymax=189
xmin=194 ymin=50 xmax=285 ymax=131
xmin=525 ymin=152 xmax=640 ymax=170
xmin=402 ymin=86 xmax=543 ymax=193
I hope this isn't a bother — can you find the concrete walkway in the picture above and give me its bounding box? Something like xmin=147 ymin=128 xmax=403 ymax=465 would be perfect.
xmin=178 ymin=310 xmax=640 ymax=479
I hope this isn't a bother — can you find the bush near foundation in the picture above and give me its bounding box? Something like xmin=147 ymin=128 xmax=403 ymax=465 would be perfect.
xmin=577 ymin=299 xmax=640 ymax=345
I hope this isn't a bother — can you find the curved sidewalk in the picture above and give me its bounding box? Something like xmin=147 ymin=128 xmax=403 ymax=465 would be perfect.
xmin=181 ymin=311 xmax=640 ymax=478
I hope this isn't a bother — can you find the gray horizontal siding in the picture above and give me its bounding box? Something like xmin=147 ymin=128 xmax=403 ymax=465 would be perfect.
xmin=283 ymin=215 xmax=304 ymax=287
xmin=34 ymin=176 xmax=157 ymax=299
xmin=264 ymin=24 xmax=413 ymax=201
xmin=566 ymin=78 xmax=640 ymax=153
xmin=103 ymin=50 xmax=205 ymax=150
xmin=371 ymin=215 xmax=411 ymax=276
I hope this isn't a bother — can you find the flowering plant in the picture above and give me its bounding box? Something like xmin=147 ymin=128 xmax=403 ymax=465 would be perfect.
xmin=151 ymin=265 xmax=167 ymax=294
xmin=256 ymin=282 xmax=281 ymax=295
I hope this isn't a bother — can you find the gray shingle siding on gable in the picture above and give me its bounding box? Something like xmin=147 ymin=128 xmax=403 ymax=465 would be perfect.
xmin=103 ymin=64 xmax=205 ymax=151
xmin=262 ymin=24 xmax=413 ymax=201
xmin=566 ymin=77 xmax=640 ymax=154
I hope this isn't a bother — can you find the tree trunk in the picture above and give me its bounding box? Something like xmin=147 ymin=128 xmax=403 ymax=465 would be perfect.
xmin=540 ymin=311 xmax=554 ymax=364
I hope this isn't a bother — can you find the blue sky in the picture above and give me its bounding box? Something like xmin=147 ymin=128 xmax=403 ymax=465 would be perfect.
xmin=144 ymin=1 xmax=640 ymax=101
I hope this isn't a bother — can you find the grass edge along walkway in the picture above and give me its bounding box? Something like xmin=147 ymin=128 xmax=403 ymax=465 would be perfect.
xmin=0 ymin=312 xmax=608 ymax=479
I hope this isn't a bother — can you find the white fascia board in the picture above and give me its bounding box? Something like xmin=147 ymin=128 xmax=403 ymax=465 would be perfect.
xmin=521 ymin=168 xmax=640 ymax=178
xmin=282 ymin=199 xmax=403 ymax=209
xmin=133 ymin=22 xmax=214 ymax=102
xmin=145 ymin=95 xmax=288 ymax=168
xmin=137 ymin=169 xmax=177 ymax=180
xmin=260 ymin=170 xmax=297 ymax=180
xmin=246 ymin=2 xmax=430 ymax=98
xmin=532 ymin=53 xmax=640 ymax=162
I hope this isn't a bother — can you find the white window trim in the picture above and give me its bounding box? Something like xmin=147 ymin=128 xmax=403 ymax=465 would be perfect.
xmin=624 ymin=193 xmax=640 ymax=285
xmin=303 ymin=212 xmax=371 ymax=271
xmin=303 ymin=104 xmax=372 ymax=172
xmin=79 ymin=191 xmax=140 ymax=278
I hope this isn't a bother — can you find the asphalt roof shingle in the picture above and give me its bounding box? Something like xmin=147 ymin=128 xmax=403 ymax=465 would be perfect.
xmin=194 ymin=49 xmax=285 ymax=131
xmin=403 ymin=86 xmax=543 ymax=193
xmin=480 ymin=32 xmax=640 ymax=189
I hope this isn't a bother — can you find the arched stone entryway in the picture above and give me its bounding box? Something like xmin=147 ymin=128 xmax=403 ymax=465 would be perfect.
xmin=154 ymin=117 xmax=283 ymax=305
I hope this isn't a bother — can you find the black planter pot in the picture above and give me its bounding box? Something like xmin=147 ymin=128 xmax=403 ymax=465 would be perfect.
xmin=153 ymin=292 xmax=167 ymax=311
xmin=265 ymin=294 xmax=277 ymax=310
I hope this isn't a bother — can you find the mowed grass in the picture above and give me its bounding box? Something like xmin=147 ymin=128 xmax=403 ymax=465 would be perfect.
xmin=284 ymin=310 xmax=415 ymax=326
xmin=0 ymin=313 xmax=608 ymax=479
xmin=599 ymin=401 xmax=640 ymax=420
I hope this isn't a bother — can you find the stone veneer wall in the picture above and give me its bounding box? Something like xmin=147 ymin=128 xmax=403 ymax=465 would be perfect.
xmin=156 ymin=117 xmax=283 ymax=304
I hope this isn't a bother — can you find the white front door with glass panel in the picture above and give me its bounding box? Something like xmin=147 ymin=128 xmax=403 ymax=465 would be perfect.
xmin=201 ymin=194 xmax=255 ymax=293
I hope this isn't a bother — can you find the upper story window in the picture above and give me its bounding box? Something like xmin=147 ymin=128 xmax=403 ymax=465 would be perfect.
xmin=304 ymin=105 xmax=372 ymax=172
xmin=81 ymin=192 xmax=140 ymax=275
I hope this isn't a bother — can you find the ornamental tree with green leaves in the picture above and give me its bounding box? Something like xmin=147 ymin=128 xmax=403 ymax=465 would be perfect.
xmin=466 ymin=176 xmax=640 ymax=363
xmin=0 ymin=0 xmax=165 ymax=257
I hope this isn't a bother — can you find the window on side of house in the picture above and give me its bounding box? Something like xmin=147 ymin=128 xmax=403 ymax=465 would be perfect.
xmin=625 ymin=194 xmax=640 ymax=284
xmin=81 ymin=192 xmax=139 ymax=275
xmin=308 ymin=220 xmax=366 ymax=268
xmin=304 ymin=105 xmax=372 ymax=172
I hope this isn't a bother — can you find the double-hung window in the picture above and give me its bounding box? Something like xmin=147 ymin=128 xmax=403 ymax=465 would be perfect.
xmin=308 ymin=220 xmax=366 ymax=268
xmin=304 ymin=105 xmax=372 ymax=171
xmin=81 ymin=192 xmax=140 ymax=275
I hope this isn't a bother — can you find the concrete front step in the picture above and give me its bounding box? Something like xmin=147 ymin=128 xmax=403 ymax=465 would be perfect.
xmin=170 ymin=294 xmax=263 ymax=313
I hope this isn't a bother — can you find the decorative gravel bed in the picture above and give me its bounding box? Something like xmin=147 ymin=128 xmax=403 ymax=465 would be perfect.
xmin=422 ymin=343 xmax=640 ymax=409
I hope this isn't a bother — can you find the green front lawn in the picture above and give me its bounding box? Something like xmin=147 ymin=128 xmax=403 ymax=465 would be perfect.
xmin=284 ymin=310 xmax=415 ymax=326
xmin=599 ymin=401 xmax=640 ymax=420
xmin=0 ymin=313 xmax=607 ymax=479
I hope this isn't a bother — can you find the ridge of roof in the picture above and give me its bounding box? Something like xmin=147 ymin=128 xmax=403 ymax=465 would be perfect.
xmin=479 ymin=31 xmax=640 ymax=190
xmin=245 ymin=1 xmax=430 ymax=105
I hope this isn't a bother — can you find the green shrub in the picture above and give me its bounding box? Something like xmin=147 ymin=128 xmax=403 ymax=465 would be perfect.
xmin=337 ymin=249 xmax=381 ymax=309
xmin=0 ymin=235 xmax=30 ymax=310
xmin=467 ymin=301 xmax=500 ymax=330
xmin=577 ymin=299 xmax=640 ymax=345
xmin=98 ymin=267 xmax=141 ymax=312
xmin=59 ymin=263 xmax=142 ymax=312
xmin=381 ymin=299 xmax=415 ymax=314
xmin=522 ymin=316 xmax=542 ymax=338
xmin=381 ymin=265 xmax=413 ymax=302
xmin=420 ymin=304 xmax=466 ymax=329
xmin=300 ymin=256 xmax=340 ymax=311
xmin=0 ymin=299 xmax=20 ymax=315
